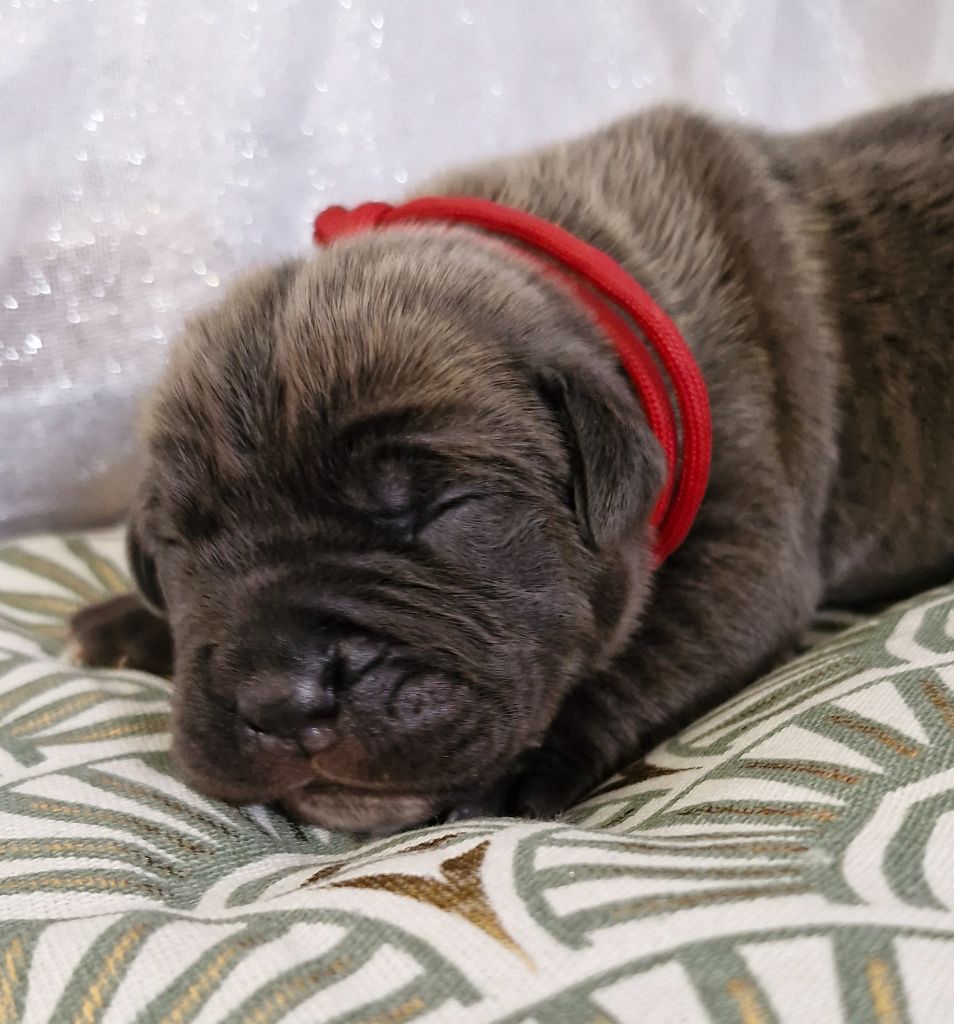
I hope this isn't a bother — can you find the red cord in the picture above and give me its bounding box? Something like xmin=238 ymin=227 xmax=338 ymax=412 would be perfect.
xmin=313 ymin=197 xmax=711 ymax=563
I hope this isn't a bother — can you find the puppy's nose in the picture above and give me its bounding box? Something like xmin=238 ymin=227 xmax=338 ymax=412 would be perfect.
xmin=236 ymin=638 xmax=367 ymax=754
xmin=237 ymin=672 xmax=337 ymax=754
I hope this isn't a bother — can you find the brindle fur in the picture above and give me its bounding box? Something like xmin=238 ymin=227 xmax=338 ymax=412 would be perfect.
xmin=70 ymin=95 xmax=954 ymax=834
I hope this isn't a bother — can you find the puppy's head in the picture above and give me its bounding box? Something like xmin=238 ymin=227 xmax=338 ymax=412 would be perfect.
xmin=131 ymin=226 xmax=663 ymax=833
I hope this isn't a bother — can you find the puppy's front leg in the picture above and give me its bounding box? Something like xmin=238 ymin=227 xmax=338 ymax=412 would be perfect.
xmin=509 ymin=527 xmax=821 ymax=819
xmin=68 ymin=593 xmax=174 ymax=677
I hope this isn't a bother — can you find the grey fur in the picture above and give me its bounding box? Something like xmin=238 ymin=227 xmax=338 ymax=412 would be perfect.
xmin=70 ymin=95 xmax=954 ymax=833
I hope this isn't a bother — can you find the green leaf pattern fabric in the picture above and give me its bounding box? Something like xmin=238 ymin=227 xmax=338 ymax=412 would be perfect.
xmin=0 ymin=529 xmax=952 ymax=1023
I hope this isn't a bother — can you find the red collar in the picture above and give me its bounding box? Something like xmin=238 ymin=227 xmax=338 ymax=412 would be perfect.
xmin=313 ymin=196 xmax=711 ymax=564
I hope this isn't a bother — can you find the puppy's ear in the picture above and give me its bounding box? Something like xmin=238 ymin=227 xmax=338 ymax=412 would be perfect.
xmin=126 ymin=518 xmax=166 ymax=615
xmin=535 ymin=366 xmax=665 ymax=550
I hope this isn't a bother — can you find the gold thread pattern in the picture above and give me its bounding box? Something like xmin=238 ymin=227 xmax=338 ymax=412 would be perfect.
xmin=922 ymin=679 xmax=954 ymax=732
xmin=675 ymin=804 xmax=837 ymax=822
xmin=0 ymin=937 xmax=25 ymax=1024
xmin=238 ymin=956 xmax=352 ymax=1024
xmin=331 ymin=841 xmax=533 ymax=966
xmin=828 ymin=714 xmax=919 ymax=757
xmin=742 ymin=759 xmax=863 ymax=784
xmin=73 ymin=923 xmax=149 ymax=1024
xmin=725 ymin=977 xmax=767 ymax=1024
xmin=866 ymin=957 xmax=902 ymax=1024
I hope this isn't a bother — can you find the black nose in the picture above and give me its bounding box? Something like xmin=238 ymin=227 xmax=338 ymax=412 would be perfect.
xmin=237 ymin=671 xmax=337 ymax=754
xmin=234 ymin=634 xmax=374 ymax=754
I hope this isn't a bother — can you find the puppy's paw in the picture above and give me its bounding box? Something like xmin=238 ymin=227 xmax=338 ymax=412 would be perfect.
xmin=68 ymin=593 xmax=174 ymax=677
xmin=443 ymin=775 xmax=515 ymax=823
xmin=505 ymin=750 xmax=594 ymax=821
xmin=444 ymin=753 xmax=592 ymax=824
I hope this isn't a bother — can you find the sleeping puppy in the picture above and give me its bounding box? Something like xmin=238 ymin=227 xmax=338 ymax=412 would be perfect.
xmin=70 ymin=94 xmax=954 ymax=834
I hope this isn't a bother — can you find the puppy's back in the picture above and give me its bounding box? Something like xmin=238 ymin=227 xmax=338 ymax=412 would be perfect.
xmin=427 ymin=95 xmax=954 ymax=603
xmin=773 ymin=96 xmax=954 ymax=599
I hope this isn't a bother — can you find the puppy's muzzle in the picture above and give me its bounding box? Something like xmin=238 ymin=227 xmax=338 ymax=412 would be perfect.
xmin=232 ymin=625 xmax=367 ymax=755
xmin=225 ymin=616 xmax=466 ymax=774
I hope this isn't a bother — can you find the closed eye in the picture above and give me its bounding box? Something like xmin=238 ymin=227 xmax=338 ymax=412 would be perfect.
xmin=426 ymin=492 xmax=483 ymax=523
xmin=375 ymin=492 xmax=484 ymax=538
xmin=414 ymin=492 xmax=495 ymax=546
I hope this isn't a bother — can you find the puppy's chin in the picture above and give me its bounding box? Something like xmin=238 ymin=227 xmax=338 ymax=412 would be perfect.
xmin=172 ymin=729 xmax=460 ymax=834
xmin=281 ymin=783 xmax=442 ymax=835
xmin=176 ymin=759 xmax=441 ymax=835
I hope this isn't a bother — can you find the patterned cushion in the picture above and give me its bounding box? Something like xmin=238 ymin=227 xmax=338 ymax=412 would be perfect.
xmin=1 ymin=530 xmax=952 ymax=1024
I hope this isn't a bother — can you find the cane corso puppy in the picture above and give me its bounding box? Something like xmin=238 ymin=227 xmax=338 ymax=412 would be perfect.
xmin=70 ymin=94 xmax=954 ymax=833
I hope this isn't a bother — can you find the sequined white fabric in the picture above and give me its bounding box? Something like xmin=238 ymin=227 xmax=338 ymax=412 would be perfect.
xmin=1 ymin=0 xmax=953 ymax=537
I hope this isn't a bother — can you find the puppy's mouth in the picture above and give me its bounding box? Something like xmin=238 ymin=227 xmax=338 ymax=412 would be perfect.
xmin=241 ymin=721 xmax=439 ymax=794
xmin=175 ymin=726 xmax=459 ymax=834
xmin=179 ymin=756 xmax=447 ymax=833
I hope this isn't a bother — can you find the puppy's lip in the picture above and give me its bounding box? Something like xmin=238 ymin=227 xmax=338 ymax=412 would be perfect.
xmin=172 ymin=737 xmax=313 ymax=806
xmin=184 ymin=774 xmax=290 ymax=806
xmin=297 ymin=770 xmax=400 ymax=794
xmin=305 ymin=734 xmax=381 ymax=788
xmin=296 ymin=760 xmax=458 ymax=798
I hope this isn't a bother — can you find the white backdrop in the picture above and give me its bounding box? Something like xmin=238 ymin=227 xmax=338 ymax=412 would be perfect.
xmin=2 ymin=0 xmax=953 ymax=538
